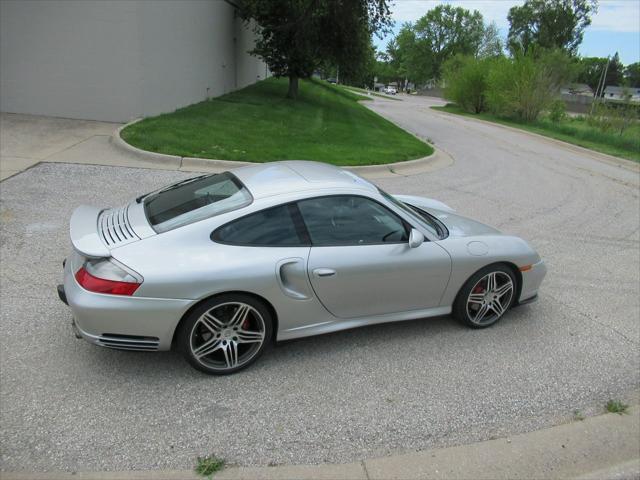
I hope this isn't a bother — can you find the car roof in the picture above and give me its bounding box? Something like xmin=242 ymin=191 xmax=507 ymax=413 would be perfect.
xmin=230 ymin=161 xmax=377 ymax=199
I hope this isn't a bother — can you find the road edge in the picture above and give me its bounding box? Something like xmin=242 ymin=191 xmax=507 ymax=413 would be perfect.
xmin=3 ymin=404 xmax=637 ymax=480
xmin=430 ymin=107 xmax=640 ymax=173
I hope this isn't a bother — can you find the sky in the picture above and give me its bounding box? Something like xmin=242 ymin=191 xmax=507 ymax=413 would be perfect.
xmin=374 ymin=0 xmax=640 ymax=65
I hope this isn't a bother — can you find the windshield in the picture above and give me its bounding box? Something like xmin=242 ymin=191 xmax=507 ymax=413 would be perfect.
xmin=377 ymin=188 xmax=446 ymax=239
xmin=144 ymin=172 xmax=252 ymax=233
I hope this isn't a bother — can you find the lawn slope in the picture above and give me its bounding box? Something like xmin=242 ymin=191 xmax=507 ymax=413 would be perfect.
xmin=121 ymin=78 xmax=433 ymax=165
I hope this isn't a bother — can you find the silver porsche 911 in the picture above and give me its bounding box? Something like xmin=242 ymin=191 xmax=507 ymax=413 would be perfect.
xmin=58 ymin=161 xmax=546 ymax=375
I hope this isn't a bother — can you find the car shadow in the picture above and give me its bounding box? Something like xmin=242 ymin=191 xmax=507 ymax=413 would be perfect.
xmin=80 ymin=305 xmax=535 ymax=380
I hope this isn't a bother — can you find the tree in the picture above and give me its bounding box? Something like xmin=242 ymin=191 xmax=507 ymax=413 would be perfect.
xmin=486 ymin=49 xmax=574 ymax=121
xmin=412 ymin=5 xmax=486 ymax=80
xmin=239 ymin=0 xmax=391 ymax=99
xmin=507 ymin=0 xmax=597 ymax=55
xmin=576 ymin=56 xmax=609 ymax=92
xmin=577 ymin=53 xmax=625 ymax=94
xmin=443 ymin=55 xmax=495 ymax=113
xmin=605 ymin=53 xmax=625 ymax=87
xmin=478 ymin=22 xmax=503 ymax=58
xmin=373 ymin=55 xmax=396 ymax=86
xmin=395 ymin=24 xmax=428 ymax=87
xmin=337 ymin=35 xmax=378 ymax=87
xmin=373 ymin=6 xmax=499 ymax=88
xmin=384 ymin=38 xmax=406 ymax=89
xmin=625 ymin=62 xmax=640 ymax=88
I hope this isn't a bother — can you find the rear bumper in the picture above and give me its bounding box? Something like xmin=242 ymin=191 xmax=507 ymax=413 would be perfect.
xmin=62 ymin=253 xmax=193 ymax=351
xmin=518 ymin=259 xmax=547 ymax=303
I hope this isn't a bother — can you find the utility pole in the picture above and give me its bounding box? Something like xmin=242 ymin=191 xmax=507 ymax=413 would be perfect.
xmin=591 ymin=56 xmax=610 ymax=115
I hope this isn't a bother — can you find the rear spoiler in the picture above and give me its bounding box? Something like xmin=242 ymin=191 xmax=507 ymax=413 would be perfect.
xmin=70 ymin=205 xmax=110 ymax=258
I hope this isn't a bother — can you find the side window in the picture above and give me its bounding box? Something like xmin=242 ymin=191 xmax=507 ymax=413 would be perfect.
xmin=212 ymin=204 xmax=304 ymax=246
xmin=297 ymin=196 xmax=408 ymax=246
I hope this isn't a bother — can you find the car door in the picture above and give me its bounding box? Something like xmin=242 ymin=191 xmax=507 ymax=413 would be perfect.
xmin=297 ymin=195 xmax=451 ymax=319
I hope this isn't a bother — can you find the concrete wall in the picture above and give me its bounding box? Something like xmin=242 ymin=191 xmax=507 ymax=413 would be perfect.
xmin=235 ymin=18 xmax=269 ymax=89
xmin=0 ymin=0 xmax=268 ymax=122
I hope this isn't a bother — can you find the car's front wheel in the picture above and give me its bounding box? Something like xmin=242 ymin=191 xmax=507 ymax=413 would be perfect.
xmin=453 ymin=264 xmax=516 ymax=328
xmin=177 ymin=294 xmax=273 ymax=375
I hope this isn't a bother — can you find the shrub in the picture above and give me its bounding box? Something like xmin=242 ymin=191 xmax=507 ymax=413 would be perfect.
xmin=548 ymin=100 xmax=567 ymax=123
xmin=486 ymin=49 xmax=574 ymax=122
xmin=587 ymin=102 xmax=615 ymax=132
xmin=588 ymin=99 xmax=638 ymax=136
xmin=443 ymin=55 xmax=494 ymax=114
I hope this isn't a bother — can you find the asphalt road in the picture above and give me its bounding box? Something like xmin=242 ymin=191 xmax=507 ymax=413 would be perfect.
xmin=1 ymin=96 xmax=639 ymax=472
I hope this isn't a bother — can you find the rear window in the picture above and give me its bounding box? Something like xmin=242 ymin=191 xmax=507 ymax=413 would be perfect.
xmin=144 ymin=172 xmax=252 ymax=233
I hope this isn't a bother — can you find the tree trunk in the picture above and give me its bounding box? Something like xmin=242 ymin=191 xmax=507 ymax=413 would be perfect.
xmin=287 ymin=75 xmax=299 ymax=99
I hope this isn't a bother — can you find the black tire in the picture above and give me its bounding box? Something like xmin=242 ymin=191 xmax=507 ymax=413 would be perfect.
xmin=177 ymin=293 xmax=273 ymax=375
xmin=453 ymin=264 xmax=517 ymax=329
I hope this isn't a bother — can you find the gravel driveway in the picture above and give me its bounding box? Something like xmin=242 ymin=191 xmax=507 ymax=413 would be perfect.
xmin=1 ymin=96 xmax=638 ymax=472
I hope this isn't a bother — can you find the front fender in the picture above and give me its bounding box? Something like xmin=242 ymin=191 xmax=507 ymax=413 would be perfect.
xmin=437 ymin=235 xmax=543 ymax=306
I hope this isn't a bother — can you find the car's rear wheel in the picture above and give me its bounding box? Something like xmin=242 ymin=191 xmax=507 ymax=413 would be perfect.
xmin=453 ymin=264 xmax=516 ymax=328
xmin=177 ymin=294 xmax=273 ymax=375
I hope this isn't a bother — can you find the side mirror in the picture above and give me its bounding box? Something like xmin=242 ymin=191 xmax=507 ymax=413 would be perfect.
xmin=408 ymin=229 xmax=424 ymax=248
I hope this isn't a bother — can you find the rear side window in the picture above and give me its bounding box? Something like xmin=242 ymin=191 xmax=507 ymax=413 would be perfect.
xmin=212 ymin=204 xmax=306 ymax=246
xmin=144 ymin=172 xmax=252 ymax=233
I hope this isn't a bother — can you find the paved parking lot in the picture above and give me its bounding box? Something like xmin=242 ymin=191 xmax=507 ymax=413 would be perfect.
xmin=1 ymin=97 xmax=638 ymax=473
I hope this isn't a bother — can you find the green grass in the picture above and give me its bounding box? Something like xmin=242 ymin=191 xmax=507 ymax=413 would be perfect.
xmin=605 ymin=399 xmax=629 ymax=415
xmin=432 ymin=104 xmax=640 ymax=162
xmin=195 ymin=455 xmax=225 ymax=477
xmin=121 ymin=77 xmax=432 ymax=165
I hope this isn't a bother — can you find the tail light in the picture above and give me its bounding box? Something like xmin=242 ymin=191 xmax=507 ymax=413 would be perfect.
xmin=75 ymin=258 xmax=141 ymax=296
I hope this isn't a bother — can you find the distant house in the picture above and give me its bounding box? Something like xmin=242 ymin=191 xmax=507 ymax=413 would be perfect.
xmin=560 ymin=83 xmax=593 ymax=97
xmin=604 ymin=86 xmax=640 ymax=103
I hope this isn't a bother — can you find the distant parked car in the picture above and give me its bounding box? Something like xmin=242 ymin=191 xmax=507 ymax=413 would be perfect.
xmin=59 ymin=161 xmax=546 ymax=375
xmin=384 ymin=86 xmax=397 ymax=95
xmin=326 ymin=78 xmax=337 ymax=84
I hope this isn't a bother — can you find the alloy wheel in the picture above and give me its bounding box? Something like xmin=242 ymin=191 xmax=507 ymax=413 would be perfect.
xmin=466 ymin=271 xmax=514 ymax=326
xmin=189 ymin=302 xmax=266 ymax=372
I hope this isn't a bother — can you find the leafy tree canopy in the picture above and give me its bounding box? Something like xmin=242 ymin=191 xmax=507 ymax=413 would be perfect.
xmin=576 ymin=53 xmax=625 ymax=94
xmin=507 ymin=0 xmax=598 ymax=54
xmin=377 ymin=5 xmax=497 ymax=89
xmin=413 ymin=5 xmax=485 ymax=79
xmin=478 ymin=22 xmax=504 ymax=58
xmin=624 ymin=62 xmax=640 ymax=88
xmin=239 ymin=0 xmax=391 ymax=98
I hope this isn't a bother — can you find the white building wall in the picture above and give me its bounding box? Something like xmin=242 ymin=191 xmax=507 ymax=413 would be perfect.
xmin=0 ymin=0 xmax=269 ymax=122
xmin=235 ymin=18 xmax=270 ymax=90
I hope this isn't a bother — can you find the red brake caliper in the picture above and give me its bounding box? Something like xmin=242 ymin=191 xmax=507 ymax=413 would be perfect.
xmin=472 ymin=285 xmax=484 ymax=309
xmin=241 ymin=317 xmax=250 ymax=330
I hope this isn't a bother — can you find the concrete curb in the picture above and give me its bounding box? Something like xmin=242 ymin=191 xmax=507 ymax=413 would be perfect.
xmin=346 ymin=148 xmax=453 ymax=179
xmin=431 ymin=108 xmax=640 ymax=173
xmin=110 ymin=121 xmax=182 ymax=169
xmin=3 ymin=405 xmax=638 ymax=480
xmin=111 ymin=120 xmax=446 ymax=177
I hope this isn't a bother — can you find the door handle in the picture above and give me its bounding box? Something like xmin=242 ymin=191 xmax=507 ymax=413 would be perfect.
xmin=313 ymin=268 xmax=336 ymax=278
